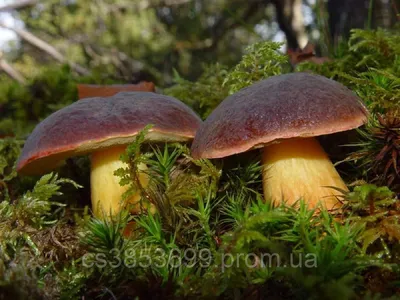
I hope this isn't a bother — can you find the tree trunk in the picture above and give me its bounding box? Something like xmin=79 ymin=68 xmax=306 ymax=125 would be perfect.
xmin=328 ymin=0 xmax=398 ymax=48
xmin=271 ymin=0 xmax=308 ymax=50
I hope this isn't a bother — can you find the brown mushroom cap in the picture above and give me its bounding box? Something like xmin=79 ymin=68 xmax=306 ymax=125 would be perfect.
xmin=17 ymin=92 xmax=202 ymax=175
xmin=191 ymin=72 xmax=369 ymax=159
xmin=77 ymin=82 xmax=155 ymax=99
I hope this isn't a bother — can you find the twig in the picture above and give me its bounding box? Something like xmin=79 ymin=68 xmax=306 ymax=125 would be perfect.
xmin=0 ymin=0 xmax=37 ymax=12
xmin=50 ymin=225 xmax=68 ymax=250
xmin=0 ymin=52 xmax=27 ymax=84
xmin=0 ymin=21 xmax=90 ymax=76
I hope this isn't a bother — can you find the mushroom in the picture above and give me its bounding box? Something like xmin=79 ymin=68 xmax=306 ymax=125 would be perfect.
xmin=191 ymin=72 xmax=369 ymax=210
xmin=77 ymin=82 xmax=155 ymax=99
xmin=16 ymin=92 xmax=202 ymax=218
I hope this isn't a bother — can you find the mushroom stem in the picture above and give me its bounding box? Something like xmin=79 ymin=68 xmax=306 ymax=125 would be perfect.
xmin=261 ymin=137 xmax=348 ymax=210
xmin=90 ymin=145 xmax=149 ymax=219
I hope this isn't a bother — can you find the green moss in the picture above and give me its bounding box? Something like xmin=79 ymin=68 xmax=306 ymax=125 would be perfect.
xmin=164 ymin=63 xmax=230 ymax=119
xmin=223 ymin=41 xmax=289 ymax=94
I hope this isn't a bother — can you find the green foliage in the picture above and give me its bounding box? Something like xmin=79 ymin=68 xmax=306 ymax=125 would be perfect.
xmin=223 ymin=41 xmax=289 ymax=93
xmin=0 ymin=65 xmax=78 ymax=137
xmin=221 ymin=153 xmax=263 ymax=197
xmin=340 ymin=69 xmax=400 ymax=113
xmin=1 ymin=173 xmax=81 ymax=253
xmin=146 ymin=144 xmax=184 ymax=188
xmin=0 ymin=138 xmax=23 ymax=198
xmin=11 ymin=173 xmax=81 ymax=228
xmin=113 ymin=126 xmax=221 ymax=248
xmin=342 ymin=184 xmax=400 ymax=258
xmin=344 ymin=184 xmax=395 ymax=213
xmin=165 ymin=64 xmax=230 ymax=119
xmin=57 ymin=263 xmax=90 ymax=300
xmin=79 ymin=211 xmax=128 ymax=255
xmin=0 ymin=172 xmax=82 ymax=300
xmin=0 ymin=252 xmax=45 ymax=300
xmin=114 ymin=124 xmax=155 ymax=208
xmin=348 ymin=28 xmax=400 ymax=72
xmin=177 ymin=198 xmax=384 ymax=299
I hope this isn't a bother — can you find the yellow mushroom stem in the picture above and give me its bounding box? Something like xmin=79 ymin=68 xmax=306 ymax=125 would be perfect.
xmin=90 ymin=145 xmax=150 ymax=219
xmin=261 ymin=137 xmax=348 ymax=210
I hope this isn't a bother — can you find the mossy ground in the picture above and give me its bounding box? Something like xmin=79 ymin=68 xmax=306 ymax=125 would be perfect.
xmin=1 ymin=28 xmax=400 ymax=299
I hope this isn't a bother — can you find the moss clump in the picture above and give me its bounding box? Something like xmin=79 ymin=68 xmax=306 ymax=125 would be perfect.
xmin=164 ymin=63 xmax=230 ymax=119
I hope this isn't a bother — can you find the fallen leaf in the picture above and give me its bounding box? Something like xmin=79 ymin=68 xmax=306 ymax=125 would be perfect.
xmin=77 ymin=81 xmax=156 ymax=99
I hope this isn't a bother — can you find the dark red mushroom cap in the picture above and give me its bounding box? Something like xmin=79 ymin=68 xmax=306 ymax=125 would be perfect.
xmin=191 ymin=72 xmax=369 ymax=159
xmin=17 ymin=92 xmax=202 ymax=175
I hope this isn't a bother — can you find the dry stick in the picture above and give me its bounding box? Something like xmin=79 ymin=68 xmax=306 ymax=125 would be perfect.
xmin=0 ymin=56 xmax=27 ymax=84
xmin=0 ymin=22 xmax=90 ymax=76
xmin=0 ymin=0 xmax=38 ymax=12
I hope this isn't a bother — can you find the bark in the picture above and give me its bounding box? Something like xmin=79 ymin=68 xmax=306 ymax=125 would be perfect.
xmin=328 ymin=0 xmax=398 ymax=47
xmin=271 ymin=0 xmax=308 ymax=50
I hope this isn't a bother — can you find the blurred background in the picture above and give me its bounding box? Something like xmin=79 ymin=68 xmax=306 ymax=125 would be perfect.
xmin=0 ymin=0 xmax=398 ymax=87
